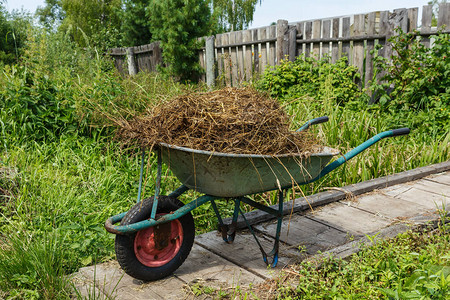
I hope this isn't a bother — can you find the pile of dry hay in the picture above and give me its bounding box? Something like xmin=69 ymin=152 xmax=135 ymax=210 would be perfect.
xmin=117 ymin=87 xmax=321 ymax=156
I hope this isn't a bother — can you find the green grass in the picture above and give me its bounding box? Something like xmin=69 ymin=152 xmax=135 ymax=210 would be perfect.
xmin=261 ymin=220 xmax=450 ymax=299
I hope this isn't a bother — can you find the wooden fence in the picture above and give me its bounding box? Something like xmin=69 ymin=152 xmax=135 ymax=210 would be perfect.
xmin=109 ymin=41 xmax=162 ymax=75
xmin=110 ymin=3 xmax=450 ymax=87
xmin=202 ymin=3 xmax=450 ymax=87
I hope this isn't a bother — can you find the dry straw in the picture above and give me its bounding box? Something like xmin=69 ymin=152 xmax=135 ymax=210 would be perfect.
xmin=117 ymin=87 xmax=321 ymax=156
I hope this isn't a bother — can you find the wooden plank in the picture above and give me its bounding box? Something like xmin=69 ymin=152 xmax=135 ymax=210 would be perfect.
xmin=421 ymin=5 xmax=433 ymax=48
xmin=308 ymin=203 xmax=392 ymax=236
xmin=198 ymin=48 xmax=205 ymax=82
xmin=365 ymin=12 xmax=376 ymax=88
xmin=253 ymin=29 xmax=259 ymax=76
xmin=268 ymin=25 xmax=276 ymax=66
xmin=243 ymin=29 xmax=253 ymax=81
xmin=331 ymin=18 xmax=340 ymax=63
xmin=221 ymin=33 xmax=232 ymax=87
xmin=296 ymin=21 xmax=305 ymax=56
xmin=215 ymin=34 xmax=224 ymax=86
xmin=154 ymin=42 xmax=162 ymax=69
xmin=312 ymin=19 xmax=321 ymax=58
xmin=408 ymin=7 xmax=419 ymax=32
xmin=276 ymin=19 xmax=289 ymax=64
xmin=394 ymin=8 xmax=408 ymax=32
xmin=341 ymin=17 xmax=351 ymax=60
xmin=195 ymin=232 xmax=296 ymax=278
xmin=343 ymin=193 xmax=429 ymax=219
xmin=236 ymin=31 xmax=245 ymax=84
xmin=205 ymin=36 xmax=215 ymax=88
xmin=377 ymin=11 xmax=390 ymax=81
xmin=321 ymin=19 xmax=331 ymax=59
xmin=258 ymin=27 xmax=268 ymax=73
xmin=437 ymin=3 xmax=450 ymax=28
xmin=353 ymin=14 xmax=365 ymax=84
xmin=288 ymin=26 xmax=297 ymax=61
xmin=255 ymin=215 xmax=350 ymax=255
xmin=304 ymin=21 xmax=312 ymax=57
xmin=229 ymin=32 xmax=239 ymax=86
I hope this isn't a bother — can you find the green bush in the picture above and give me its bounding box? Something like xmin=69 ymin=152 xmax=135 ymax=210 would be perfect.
xmin=258 ymin=56 xmax=363 ymax=105
xmin=370 ymin=29 xmax=450 ymax=135
xmin=0 ymin=65 xmax=79 ymax=144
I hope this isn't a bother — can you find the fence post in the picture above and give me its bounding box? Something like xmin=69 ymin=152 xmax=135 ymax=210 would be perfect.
xmin=276 ymin=19 xmax=289 ymax=64
xmin=126 ymin=47 xmax=138 ymax=76
xmin=205 ymin=36 xmax=215 ymax=88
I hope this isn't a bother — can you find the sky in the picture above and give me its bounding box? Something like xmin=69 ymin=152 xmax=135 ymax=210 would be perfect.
xmin=5 ymin=0 xmax=431 ymax=28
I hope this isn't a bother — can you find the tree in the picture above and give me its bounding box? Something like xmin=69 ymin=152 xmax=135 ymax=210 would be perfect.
xmin=36 ymin=0 xmax=65 ymax=29
xmin=121 ymin=0 xmax=152 ymax=46
xmin=211 ymin=0 xmax=262 ymax=32
xmin=59 ymin=0 xmax=122 ymax=49
xmin=148 ymin=0 xmax=211 ymax=82
xmin=0 ymin=3 xmax=32 ymax=65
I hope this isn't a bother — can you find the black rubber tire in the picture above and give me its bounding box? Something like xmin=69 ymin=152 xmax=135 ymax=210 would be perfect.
xmin=115 ymin=196 xmax=195 ymax=281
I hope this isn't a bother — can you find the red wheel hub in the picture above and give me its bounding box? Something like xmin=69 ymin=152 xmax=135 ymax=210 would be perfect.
xmin=134 ymin=214 xmax=183 ymax=267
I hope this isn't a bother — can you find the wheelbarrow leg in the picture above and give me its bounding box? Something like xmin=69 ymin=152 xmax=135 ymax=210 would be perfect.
xmin=267 ymin=190 xmax=284 ymax=267
xmin=211 ymin=199 xmax=229 ymax=243
xmin=227 ymin=199 xmax=240 ymax=243
xmin=238 ymin=191 xmax=284 ymax=267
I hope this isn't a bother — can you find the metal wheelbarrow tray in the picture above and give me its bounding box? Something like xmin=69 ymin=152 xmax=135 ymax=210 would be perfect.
xmin=105 ymin=116 xmax=410 ymax=281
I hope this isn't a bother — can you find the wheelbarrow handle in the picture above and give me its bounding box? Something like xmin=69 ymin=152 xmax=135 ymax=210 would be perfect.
xmin=296 ymin=116 xmax=329 ymax=132
xmin=314 ymin=128 xmax=410 ymax=180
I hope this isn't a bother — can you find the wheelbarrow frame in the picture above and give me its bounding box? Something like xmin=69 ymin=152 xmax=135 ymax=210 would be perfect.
xmin=105 ymin=116 xmax=409 ymax=278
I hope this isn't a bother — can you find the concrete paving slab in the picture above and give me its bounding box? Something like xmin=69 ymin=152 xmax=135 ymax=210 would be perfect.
xmin=394 ymin=187 xmax=449 ymax=210
xmin=195 ymin=231 xmax=299 ymax=279
xmin=174 ymin=244 xmax=265 ymax=288
xmin=254 ymin=214 xmax=350 ymax=255
xmin=343 ymin=193 xmax=429 ymax=219
xmin=380 ymin=183 xmax=413 ymax=198
xmin=306 ymin=202 xmax=392 ymax=236
xmin=424 ymin=172 xmax=450 ymax=186
xmin=413 ymin=178 xmax=450 ymax=197
xmin=77 ymin=261 xmax=186 ymax=299
xmin=71 ymin=272 xmax=108 ymax=299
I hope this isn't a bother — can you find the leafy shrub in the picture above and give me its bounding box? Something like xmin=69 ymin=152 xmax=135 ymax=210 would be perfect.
xmin=258 ymin=56 xmax=363 ymax=104
xmin=370 ymin=29 xmax=450 ymax=134
xmin=0 ymin=65 xmax=79 ymax=144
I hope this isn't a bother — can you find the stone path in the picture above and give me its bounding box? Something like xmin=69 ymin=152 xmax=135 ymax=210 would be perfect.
xmin=72 ymin=162 xmax=450 ymax=299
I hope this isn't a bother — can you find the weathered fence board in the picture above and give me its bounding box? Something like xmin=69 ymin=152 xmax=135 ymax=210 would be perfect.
xmin=322 ymin=19 xmax=331 ymax=58
xmin=258 ymin=27 xmax=268 ymax=73
xmin=341 ymin=17 xmax=351 ymax=61
xmin=223 ymin=33 xmax=232 ymax=86
xmin=365 ymin=12 xmax=376 ymax=87
xmin=304 ymin=21 xmax=312 ymax=58
xmin=312 ymin=20 xmax=321 ymax=58
xmin=253 ymin=29 xmax=259 ymax=74
xmin=353 ymin=14 xmax=365 ymax=85
xmin=243 ymin=29 xmax=253 ymax=81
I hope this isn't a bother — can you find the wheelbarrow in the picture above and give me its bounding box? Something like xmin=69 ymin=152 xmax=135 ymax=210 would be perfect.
xmin=105 ymin=116 xmax=410 ymax=281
